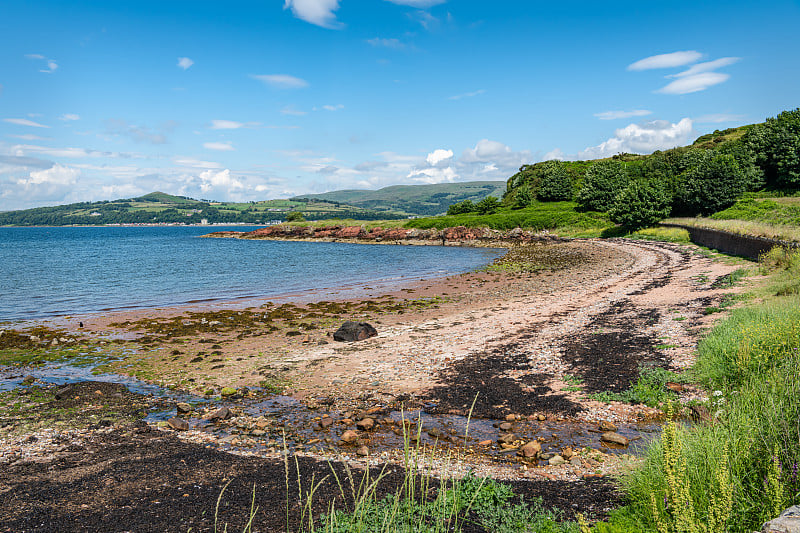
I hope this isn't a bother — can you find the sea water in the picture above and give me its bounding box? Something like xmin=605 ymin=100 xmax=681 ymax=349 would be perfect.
xmin=0 ymin=226 xmax=502 ymax=321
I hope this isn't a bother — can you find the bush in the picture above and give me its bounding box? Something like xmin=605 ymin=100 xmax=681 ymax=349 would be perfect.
xmin=676 ymin=152 xmax=747 ymax=215
xmin=286 ymin=211 xmax=306 ymax=222
xmin=745 ymin=108 xmax=800 ymax=189
xmin=475 ymin=196 xmax=501 ymax=215
xmin=576 ymin=160 xmax=629 ymax=212
xmin=447 ymin=200 xmax=476 ymax=215
xmin=537 ymin=161 xmax=573 ymax=202
xmin=608 ymin=180 xmax=671 ymax=230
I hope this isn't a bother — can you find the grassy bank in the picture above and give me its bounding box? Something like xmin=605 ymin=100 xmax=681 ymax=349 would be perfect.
xmin=600 ymin=246 xmax=800 ymax=532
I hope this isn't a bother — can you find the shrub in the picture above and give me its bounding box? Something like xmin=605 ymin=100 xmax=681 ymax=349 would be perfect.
xmin=608 ymin=180 xmax=671 ymax=230
xmin=446 ymin=200 xmax=476 ymax=215
xmin=537 ymin=161 xmax=573 ymax=202
xmin=286 ymin=211 xmax=306 ymax=222
xmin=676 ymin=152 xmax=748 ymax=215
xmin=475 ymin=196 xmax=501 ymax=215
xmin=576 ymin=160 xmax=629 ymax=212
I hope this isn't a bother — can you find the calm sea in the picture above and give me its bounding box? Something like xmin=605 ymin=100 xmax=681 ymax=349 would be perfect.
xmin=0 ymin=226 xmax=502 ymax=321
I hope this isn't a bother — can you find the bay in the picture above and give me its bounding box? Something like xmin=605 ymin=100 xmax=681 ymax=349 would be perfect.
xmin=0 ymin=226 xmax=502 ymax=321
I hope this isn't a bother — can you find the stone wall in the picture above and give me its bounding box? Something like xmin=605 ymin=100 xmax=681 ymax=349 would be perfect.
xmin=661 ymin=223 xmax=800 ymax=260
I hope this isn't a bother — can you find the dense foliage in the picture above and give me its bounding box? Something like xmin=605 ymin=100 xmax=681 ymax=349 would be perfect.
xmin=575 ymin=160 xmax=629 ymax=212
xmin=608 ymin=180 xmax=671 ymax=230
xmin=536 ymin=161 xmax=573 ymax=202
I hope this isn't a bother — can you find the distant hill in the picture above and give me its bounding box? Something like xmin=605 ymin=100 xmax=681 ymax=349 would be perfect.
xmin=292 ymin=181 xmax=507 ymax=217
xmin=0 ymin=192 xmax=406 ymax=226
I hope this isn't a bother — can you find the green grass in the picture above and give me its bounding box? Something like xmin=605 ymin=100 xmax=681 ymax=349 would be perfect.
xmin=593 ymin=247 xmax=800 ymax=532
xmin=589 ymin=366 xmax=689 ymax=408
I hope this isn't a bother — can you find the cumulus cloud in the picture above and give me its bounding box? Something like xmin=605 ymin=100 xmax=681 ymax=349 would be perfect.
xmin=4 ymin=118 xmax=50 ymax=128
xmin=657 ymin=72 xmax=730 ymax=94
xmin=627 ymin=50 xmax=702 ymax=71
xmin=284 ymin=0 xmax=342 ymax=29
xmin=594 ymin=109 xmax=652 ymax=120
xmin=407 ymin=166 xmax=457 ymax=184
xmin=578 ymin=118 xmax=695 ymax=159
xmin=197 ymin=169 xmax=243 ymax=193
xmin=426 ymin=148 xmax=453 ymax=166
xmin=177 ymin=57 xmax=194 ymax=70
xmin=60 ymin=114 xmax=80 ymax=121
xmin=251 ymin=74 xmax=309 ymax=89
xmin=448 ymin=89 xmax=485 ymax=100
xmin=385 ymin=0 xmax=446 ymax=7
xmin=203 ymin=141 xmax=235 ymax=151
xmin=19 ymin=163 xmax=79 ymax=186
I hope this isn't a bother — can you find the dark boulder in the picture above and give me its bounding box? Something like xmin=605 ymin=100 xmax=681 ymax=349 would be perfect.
xmin=333 ymin=321 xmax=378 ymax=342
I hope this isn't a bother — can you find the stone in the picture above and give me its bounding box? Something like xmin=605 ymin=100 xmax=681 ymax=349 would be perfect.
xmin=55 ymin=385 xmax=76 ymax=400
xmin=340 ymin=429 xmax=360 ymax=444
xmin=21 ymin=376 xmax=35 ymax=386
xmin=356 ymin=445 xmax=369 ymax=456
xmin=570 ymin=457 xmax=582 ymax=466
xmin=220 ymin=387 xmax=237 ymax=397
xmin=426 ymin=427 xmax=444 ymax=439
xmin=761 ymin=505 xmax=800 ymax=533
xmin=176 ymin=402 xmax=192 ymax=414
xmin=318 ymin=417 xmax=334 ymax=429
xmin=499 ymin=422 xmax=513 ymax=431
xmin=537 ymin=414 xmax=546 ymax=421
xmin=478 ymin=439 xmax=493 ymax=446
xmin=600 ymin=432 xmax=630 ymax=447
xmin=497 ymin=433 xmax=516 ymax=445
xmin=598 ymin=420 xmax=617 ymax=432
xmin=333 ymin=321 xmax=378 ymax=342
xmin=356 ymin=418 xmax=375 ymax=431
xmin=518 ymin=441 xmax=541 ymax=458
xmin=251 ymin=429 xmax=266 ymax=437
xmin=168 ymin=417 xmax=189 ymax=431
xmin=548 ymin=455 xmax=566 ymax=466
xmin=207 ymin=407 xmax=233 ymax=421
xmin=561 ymin=447 xmax=574 ymax=460
xmin=505 ymin=414 xmax=517 ymax=422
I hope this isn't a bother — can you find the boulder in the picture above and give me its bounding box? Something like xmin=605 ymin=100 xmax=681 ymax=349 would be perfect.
xmin=762 ymin=505 xmax=800 ymax=533
xmin=598 ymin=420 xmax=617 ymax=432
xmin=318 ymin=417 xmax=334 ymax=429
xmin=356 ymin=418 xmax=375 ymax=431
xmin=55 ymin=384 xmax=76 ymax=400
xmin=176 ymin=402 xmax=192 ymax=414
xmin=340 ymin=429 xmax=360 ymax=444
xmin=600 ymin=432 xmax=630 ymax=447
xmin=548 ymin=455 xmax=566 ymax=466
xmin=21 ymin=375 xmax=35 ymax=386
xmin=356 ymin=445 xmax=370 ymax=456
xmin=168 ymin=417 xmax=189 ymax=431
xmin=207 ymin=407 xmax=233 ymax=421
xmin=497 ymin=433 xmax=516 ymax=445
xmin=333 ymin=321 xmax=378 ymax=342
xmin=518 ymin=441 xmax=541 ymax=458
xmin=498 ymin=422 xmax=513 ymax=431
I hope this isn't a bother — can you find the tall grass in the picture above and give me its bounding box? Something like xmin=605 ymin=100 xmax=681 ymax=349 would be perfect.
xmin=610 ymin=247 xmax=800 ymax=532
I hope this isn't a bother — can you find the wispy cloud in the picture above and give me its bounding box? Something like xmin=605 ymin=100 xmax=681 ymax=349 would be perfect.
xmin=251 ymin=74 xmax=309 ymax=89
xmin=594 ymin=109 xmax=652 ymax=120
xmin=385 ymin=0 xmax=446 ymax=7
xmin=448 ymin=89 xmax=485 ymax=100
xmin=104 ymin=119 xmax=169 ymax=144
xmin=657 ymin=72 xmax=730 ymax=95
xmin=7 ymin=134 xmax=50 ymax=141
xmin=280 ymin=105 xmax=308 ymax=116
xmin=209 ymin=119 xmax=260 ymax=130
xmin=203 ymin=141 xmax=235 ymax=151
xmin=177 ymin=57 xmax=194 ymax=70
xmin=24 ymin=54 xmax=58 ymax=73
xmin=173 ymin=157 xmax=223 ymax=169
xmin=4 ymin=118 xmax=50 ymax=128
xmin=627 ymin=50 xmax=702 ymax=71
xmin=367 ymin=37 xmax=406 ymax=49
xmin=321 ymin=104 xmax=344 ymax=111
xmin=669 ymin=57 xmax=740 ymax=78
xmin=284 ymin=0 xmax=343 ymax=29
xmin=693 ymin=113 xmax=746 ymax=124
xmin=59 ymin=114 xmax=80 ymax=121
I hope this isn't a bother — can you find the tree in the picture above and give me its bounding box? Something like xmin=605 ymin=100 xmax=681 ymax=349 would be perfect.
xmin=285 ymin=211 xmax=306 ymax=222
xmin=513 ymin=186 xmax=533 ymax=209
xmin=537 ymin=160 xmax=572 ymax=201
xmin=745 ymin=108 xmax=800 ymax=189
xmin=676 ymin=152 xmax=747 ymax=215
xmin=447 ymin=199 xmax=476 ymax=215
xmin=475 ymin=196 xmax=501 ymax=215
xmin=576 ymin=160 xmax=629 ymax=212
xmin=608 ymin=180 xmax=671 ymax=230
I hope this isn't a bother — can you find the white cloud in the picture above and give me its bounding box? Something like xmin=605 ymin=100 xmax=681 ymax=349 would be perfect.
xmin=7 ymin=134 xmax=49 ymax=141
xmin=321 ymin=104 xmax=344 ymax=111
xmin=60 ymin=114 xmax=80 ymax=121
xmin=627 ymin=50 xmax=702 ymax=71
xmin=177 ymin=57 xmax=194 ymax=70
xmin=209 ymin=119 xmax=261 ymax=129
xmin=197 ymin=169 xmax=244 ymax=193
xmin=173 ymin=157 xmax=223 ymax=169
xmin=4 ymin=118 xmax=50 ymax=128
xmin=284 ymin=0 xmax=342 ymax=29
xmin=657 ymin=72 xmax=730 ymax=95
xmin=104 ymin=119 xmax=169 ymax=144
xmin=407 ymin=166 xmax=457 ymax=184
xmin=251 ymin=74 xmax=309 ymax=89
xmin=24 ymin=54 xmax=45 ymax=60
xmin=448 ymin=89 xmax=485 ymax=100
xmin=594 ymin=109 xmax=652 ymax=120
xmin=19 ymin=163 xmax=79 ymax=186
xmin=24 ymin=54 xmax=58 ymax=73
xmin=426 ymin=148 xmax=453 ymax=166
xmin=542 ymin=148 xmax=568 ymax=161
xmin=578 ymin=118 xmax=695 ymax=159
xmin=693 ymin=113 xmax=745 ymax=124
xmin=367 ymin=38 xmax=406 ymax=49
xmin=670 ymin=57 xmax=740 ymax=78
xmin=385 ymin=0 xmax=446 ymax=7
xmin=280 ymin=105 xmax=308 ymax=116
xmin=203 ymin=141 xmax=235 ymax=151
xmin=11 ymin=144 xmax=102 ymax=158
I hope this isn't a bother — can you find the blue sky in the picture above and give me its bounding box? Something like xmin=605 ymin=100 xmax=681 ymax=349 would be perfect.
xmin=1 ymin=0 xmax=798 ymax=210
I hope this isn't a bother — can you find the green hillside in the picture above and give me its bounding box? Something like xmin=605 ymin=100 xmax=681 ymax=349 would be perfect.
xmin=0 ymin=193 xmax=406 ymax=226
xmin=292 ymin=181 xmax=506 ymax=217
